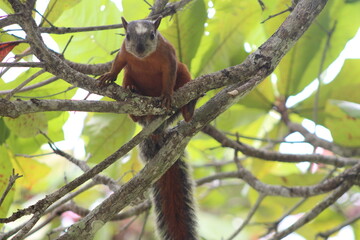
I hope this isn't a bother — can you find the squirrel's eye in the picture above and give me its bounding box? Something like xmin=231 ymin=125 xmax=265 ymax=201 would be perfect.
xmin=150 ymin=32 xmax=155 ymax=40
xmin=126 ymin=34 xmax=130 ymax=41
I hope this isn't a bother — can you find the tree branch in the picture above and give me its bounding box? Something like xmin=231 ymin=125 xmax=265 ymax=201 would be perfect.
xmin=0 ymin=98 xmax=165 ymax=118
xmin=317 ymin=212 xmax=360 ymax=239
xmin=271 ymin=182 xmax=352 ymax=239
xmin=288 ymin=122 xmax=360 ymax=157
xmin=202 ymin=125 xmax=359 ymax=167
xmin=0 ymin=169 xmax=22 ymax=207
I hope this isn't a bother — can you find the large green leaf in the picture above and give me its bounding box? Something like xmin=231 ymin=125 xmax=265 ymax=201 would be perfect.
xmin=161 ymin=0 xmax=207 ymax=68
xmin=82 ymin=113 xmax=136 ymax=163
xmin=0 ymin=0 xmax=14 ymax=13
xmin=40 ymin=0 xmax=82 ymax=27
xmin=240 ymin=77 xmax=275 ymax=110
xmin=52 ymin=0 xmax=123 ymax=65
xmin=11 ymin=156 xmax=51 ymax=190
xmin=122 ymin=0 xmax=149 ymax=21
xmin=0 ymin=68 xmax=76 ymax=101
xmin=295 ymin=59 xmax=360 ymax=124
xmin=192 ymin=0 xmax=264 ymax=77
xmin=4 ymin=113 xmax=48 ymax=138
xmin=277 ymin=0 xmax=360 ymax=96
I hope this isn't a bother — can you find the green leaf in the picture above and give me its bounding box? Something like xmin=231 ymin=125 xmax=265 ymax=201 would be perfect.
xmin=192 ymin=0 xmax=263 ymax=77
xmin=40 ymin=0 xmax=82 ymax=27
xmin=52 ymin=0 xmax=123 ymax=65
xmin=330 ymin=100 xmax=360 ymax=119
xmin=240 ymin=77 xmax=275 ymax=110
xmin=0 ymin=118 xmax=10 ymax=144
xmin=4 ymin=113 xmax=48 ymax=138
xmin=296 ymin=59 xmax=360 ymax=124
xmin=161 ymin=0 xmax=207 ymax=68
xmin=0 ymin=0 xmax=14 ymax=13
xmin=0 ymin=68 xmax=76 ymax=101
xmin=11 ymin=156 xmax=51 ymax=190
xmin=325 ymin=100 xmax=360 ymax=146
xmin=215 ymin=105 xmax=267 ymax=132
xmin=0 ymin=145 xmax=14 ymax=227
xmin=122 ymin=0 xmax=149 ymax=20
xmin=277 ymin=0 xmax=360 ymax=96
xmin=83 ymin=113 xmax=136 ymax=163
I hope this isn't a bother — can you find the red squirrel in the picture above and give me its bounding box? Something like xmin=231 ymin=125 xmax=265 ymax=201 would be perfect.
xmin=98 ymin=17 xmax=198 ymax=240
xmin=98 ymin=16 xmax=196 ymax=122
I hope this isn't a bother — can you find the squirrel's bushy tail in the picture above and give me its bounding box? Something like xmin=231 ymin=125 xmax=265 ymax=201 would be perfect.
xmin=140 ymin=135 xmax=197 ymax=240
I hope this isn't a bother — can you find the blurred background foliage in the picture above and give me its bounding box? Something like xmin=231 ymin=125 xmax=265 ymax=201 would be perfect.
xmin=1 ymin=0 xmax=360 ymax=239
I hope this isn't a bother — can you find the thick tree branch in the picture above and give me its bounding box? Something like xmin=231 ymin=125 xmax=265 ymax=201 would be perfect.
xmin=0 ymin=98 xmax=164 ymax=118
xmin=0 ymin=62 xmax=44 ymax=68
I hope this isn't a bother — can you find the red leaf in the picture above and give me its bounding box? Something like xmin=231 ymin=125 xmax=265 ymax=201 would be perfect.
xmin=0 ymin=41 xmax=25 ymax=62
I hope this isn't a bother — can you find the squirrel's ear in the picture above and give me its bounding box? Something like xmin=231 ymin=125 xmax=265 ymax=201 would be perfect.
xmin=121 ymin=17 xmax=128 ymax=30
xmin=153 ymin=16 xmax=162 ymax=30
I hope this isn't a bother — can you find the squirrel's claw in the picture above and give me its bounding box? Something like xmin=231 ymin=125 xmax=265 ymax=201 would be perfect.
xmin=97 ymin=72 xmax=116 ymax=87
xmin=161 ymin=94 xmax=172 ymax=109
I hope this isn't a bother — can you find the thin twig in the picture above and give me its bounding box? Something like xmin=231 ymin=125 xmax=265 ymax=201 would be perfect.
xmin=5 ymin=69 xmax=46 ymax=100
xmin=317 ymin=212 xmax=360 ymax=239
xmin=227 ymin=193 xmax=266 ymax=240
xmin=224 ymin=131 xmax=306 ymax=144
xmin=33 ymin=8 xmax=55 ymax=27
xmin=261 ymin=6 xmax=293 ymax=24
xmin=0 ymin=77 xmax=59 ymax=96
xmin=14 ymin=86 xmax=76 ymax=99
xmin=0 ymin=169 xmax=22 ymax=207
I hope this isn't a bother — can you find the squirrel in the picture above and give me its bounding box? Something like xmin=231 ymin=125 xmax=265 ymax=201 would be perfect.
xmin=98 ymin=17 xmax=198 ymax=240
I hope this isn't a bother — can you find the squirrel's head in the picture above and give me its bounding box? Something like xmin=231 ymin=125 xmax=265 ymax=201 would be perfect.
xmin=121 ymin=17 xmax=162 ymax=59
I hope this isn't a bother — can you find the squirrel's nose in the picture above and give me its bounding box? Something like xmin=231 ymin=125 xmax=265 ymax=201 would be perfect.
xmin=136 ymin=44 xmax=145 ymax=54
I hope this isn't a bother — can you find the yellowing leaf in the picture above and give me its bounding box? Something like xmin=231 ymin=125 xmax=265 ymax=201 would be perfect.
xmin=11 ymin=156 xmax=51 ymax=189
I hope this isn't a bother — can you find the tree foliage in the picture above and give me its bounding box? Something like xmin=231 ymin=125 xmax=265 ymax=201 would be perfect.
xmin=1 ymin=0 xmax=360 ymax=239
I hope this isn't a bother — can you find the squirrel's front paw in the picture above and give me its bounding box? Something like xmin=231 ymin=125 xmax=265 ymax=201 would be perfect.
xmin=97 ymin=72 xmax=116 ymax=87
xmin=161 ymin=94 xmax=172 ymax=109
